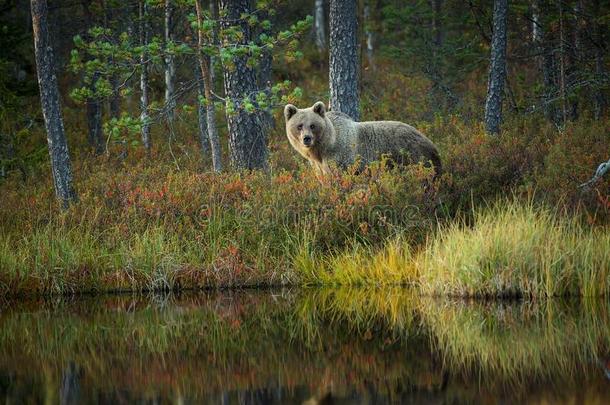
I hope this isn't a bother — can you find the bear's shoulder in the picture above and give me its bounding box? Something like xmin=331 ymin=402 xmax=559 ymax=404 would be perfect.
xmin=326 ymin=111 xmax=356 ymax=135
xmin=327 ymin=110 xmax=355 ymax=122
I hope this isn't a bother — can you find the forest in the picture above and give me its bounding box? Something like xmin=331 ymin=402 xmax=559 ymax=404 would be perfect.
xmin=0 ymin=0 xmax=608 ymax=297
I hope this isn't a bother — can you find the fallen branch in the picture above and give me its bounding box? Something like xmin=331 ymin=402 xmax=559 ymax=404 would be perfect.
xmin=579 ymin=158 xmax=610 ymax=189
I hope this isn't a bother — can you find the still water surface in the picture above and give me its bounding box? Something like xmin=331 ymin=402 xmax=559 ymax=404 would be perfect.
xmin=0 ymin=288 xmax=609 ymax=404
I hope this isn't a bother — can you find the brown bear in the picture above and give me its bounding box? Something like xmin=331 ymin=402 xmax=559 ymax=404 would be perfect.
xmin=284 ymin=101 xmax=442 ymax=176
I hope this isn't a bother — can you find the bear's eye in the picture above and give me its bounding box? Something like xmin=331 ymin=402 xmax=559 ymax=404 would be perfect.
xmin=297 ymin=124 xmax=303 ymax=130
xmin=310 ymin=124 xmax=315 ymax=130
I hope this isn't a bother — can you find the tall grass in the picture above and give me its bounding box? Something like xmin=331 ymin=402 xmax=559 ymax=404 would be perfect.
xmin=0 ymin=163 xmax=437 ymax=296
xmin=1 ymin=197 xmax=608 ymax=296
xmin=294 ymin=238 xmax=418 ymax=286
xmin=418 ymin=200 xmax=610 ymax=297
xmin=289 ymin=199 xmax=610 ymax=297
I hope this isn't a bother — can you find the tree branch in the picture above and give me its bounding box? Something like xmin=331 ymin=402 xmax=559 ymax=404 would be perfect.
xmin=579 ymin=158 xmax=610 ymax=189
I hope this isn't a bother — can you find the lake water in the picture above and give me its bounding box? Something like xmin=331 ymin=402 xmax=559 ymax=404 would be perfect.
xmin=0 ymin=288 xmax=609 ymax=404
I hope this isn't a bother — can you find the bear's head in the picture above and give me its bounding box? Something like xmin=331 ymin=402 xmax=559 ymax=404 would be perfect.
xmin=284 ymin=101 xmax=328 ymax=151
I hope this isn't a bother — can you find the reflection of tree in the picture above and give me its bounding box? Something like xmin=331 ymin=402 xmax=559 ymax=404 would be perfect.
xmin=60 ymin=362 xmax=81 ymax=405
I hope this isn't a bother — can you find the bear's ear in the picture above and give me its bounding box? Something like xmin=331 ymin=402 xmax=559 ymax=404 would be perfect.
xmin=284 ymin=104 xmax=298 ymax=121
xmin=313 ymin=101 xmax=326 ymax=117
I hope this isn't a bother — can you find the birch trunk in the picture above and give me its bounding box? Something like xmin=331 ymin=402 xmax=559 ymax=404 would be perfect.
xmin=164 ymin=0 xmax=176 ymax=121
xmin=195 ymin=0 xmax=222 ymax=171
xmin=431 ymin=0 xmax=443 ymax=48
xmin=363 ymin=3 xmax=374 ymax=70
xmin=194 ymin=60 xmax=210 ymax=155
xmin=314 ymin=0 xmax=326 ymax=52
xmin=139 ymin=0 xmax=151 ymax=150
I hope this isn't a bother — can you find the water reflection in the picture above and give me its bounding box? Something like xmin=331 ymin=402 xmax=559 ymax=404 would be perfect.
xmin=0 ymin=289 xmax=608 ymax=404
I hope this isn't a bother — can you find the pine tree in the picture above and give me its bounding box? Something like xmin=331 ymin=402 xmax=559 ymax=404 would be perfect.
xmin=484 ymin=0 xmax=508 ymax=135
xmin=220 ymin=0 xmax=268 ymax=170
xmin=329 ymin=0 xmax=359 ymax=121
xmin=31 ymin=0 xmax=77 ymax=207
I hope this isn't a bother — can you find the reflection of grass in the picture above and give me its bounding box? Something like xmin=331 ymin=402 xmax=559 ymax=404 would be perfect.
xmin=298 ymin=289 xmax=610 ymax=386
xmin=1 ymin=289 xmax=609 ymax=402
xmin=290 ymin=287 xmax=419 ymax=349
xmin=418 ymin=298 xmax=610 ymax=386
xmin=0 ymin=291 xmax=433 ymax=402
xmin=294 ymin=289 xmax=610 ymax=391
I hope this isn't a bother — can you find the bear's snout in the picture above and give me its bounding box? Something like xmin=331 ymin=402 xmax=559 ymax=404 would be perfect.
xmin=302 ymin=135 xmax=313 ymax=147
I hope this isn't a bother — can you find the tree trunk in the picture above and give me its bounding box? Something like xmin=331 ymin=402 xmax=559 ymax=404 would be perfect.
xmin=31 ymin=0 xmax=77 ymax=207
xmin=531 ymin=0 xmax=541 ymax=43
xmin=195 ymin=0 xmax=222 ymax=172
xmin=258 ymin=10 xmax=274 ymax=132
xmin=139 ymin=0 xmax=151 ymax=151
xmin=329 ymin=0 xmax=360 ymax=121
xmin=193 ymin=60 xmax=210 ymax=155
xmin=573 ymin=0 xmax=584 ymax=59
xmin=210 ymin=0 xmax=218 ymax=86
xmin=0 ymin=133 xmax=7 ymax=178
xmin=105 ymin=2 xmax=120 ymax=119
xmin=109 ymin=73 xmax=120 ymax=119
xmin=431 ymin=0 xmax=443 ymax=48
xmin=220 ymin=0 xmax=268 ymax=170
xmin=566 ymin=0 xmax=580 ymax=120
xmin=258 ymin=50 xmax=273 ymax=131
xmin=314 ymin=0 xmax=326 ymax=52
xmin=533 ymin=0 xmax=561 ymax=125
xmin=558 ymin=0 xmax=568 ymax=125
xmin=164 ymin=0 xmax=176 ymax=121
xmin=60 ymin=362 xmax=81 ymax=405
xmin=363 ymin=2 xmax=374 ymax=70
xmin=484 ymin=0 xmax=508 ymax=135
xmin=592 ymin=0 xmax=606 ymax=119
xmin=85 ymin=73 xmax=103 ymax=154
xmin=81 ymin=0 xmax=103 ymax=154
